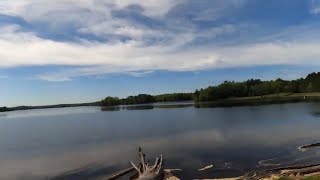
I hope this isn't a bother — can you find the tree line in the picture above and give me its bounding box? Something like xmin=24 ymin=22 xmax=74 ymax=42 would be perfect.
xmin=194 ymin=72 xmax=320 ymax=102
xmin=101 ymin=72 xmax=320 ymax=106
xmin=101 ymin=93 xmax=194 ymax=106
xmin=0 ymin=107 xmax=10 ymax=112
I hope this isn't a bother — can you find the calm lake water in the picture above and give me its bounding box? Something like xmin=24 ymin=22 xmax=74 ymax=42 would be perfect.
xmin=1 ymin=102 xmax=320 ymax=179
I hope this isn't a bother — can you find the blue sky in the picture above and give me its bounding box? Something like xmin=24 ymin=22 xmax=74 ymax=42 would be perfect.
xmin=1 ymin=0 xmax=320 ymax=106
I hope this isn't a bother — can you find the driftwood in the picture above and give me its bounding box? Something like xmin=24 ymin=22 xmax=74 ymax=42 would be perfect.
xmin=107 ymin=146 xmax=320 ymax=180
xmin=130 ymin=147 xmax=164 ymax=180
xmin=232 ymin=163 xmax=320 ymax=179
xmin=106 ymin=148 xmax=165 ymax=180
xmin=267 ymin=163 xmax=320 ymax=177
xmin=298 ymin=142 xmax=320 ymax=151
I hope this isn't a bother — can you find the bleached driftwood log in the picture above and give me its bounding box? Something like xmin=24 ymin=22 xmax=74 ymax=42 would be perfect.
xmin=130 ymin=147 xmax=165 ymax=180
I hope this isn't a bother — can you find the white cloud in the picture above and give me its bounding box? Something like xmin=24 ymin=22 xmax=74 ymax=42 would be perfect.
xmin=0 ymin=0 xmax=182 ymax=44
xmin=219 ymin=42 xmax=320 ymax=66
xmin=0 ymin=0 xmax=180 ymax=21
xmin=1 ymin=24 xmax=320 ymax=81
xmin=0 ymin=24 xmax=217 ymax=69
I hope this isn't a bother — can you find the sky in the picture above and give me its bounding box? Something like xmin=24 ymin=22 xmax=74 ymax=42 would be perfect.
xmin=1 ymin=0 xmax=320 ymax=106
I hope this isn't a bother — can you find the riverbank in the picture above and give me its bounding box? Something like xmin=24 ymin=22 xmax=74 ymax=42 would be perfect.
xmin=212 ymin=164 xmax=320 ymax=180
xmin=195 ymin=92 xmax=320 ymax=108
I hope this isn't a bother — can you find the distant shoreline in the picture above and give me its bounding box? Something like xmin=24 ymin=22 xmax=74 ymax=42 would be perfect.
xmin=3 ymin=72 xmax=320 ymax=113
xmin=2 ymin=93 xmax=320 ymax=113
xmin=0 ymin=102 xmax=100 ymax=112
xmin=195 ymin=93 xmax=320 ymax=108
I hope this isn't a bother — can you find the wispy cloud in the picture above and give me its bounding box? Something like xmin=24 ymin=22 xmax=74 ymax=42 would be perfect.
xmin=126 ymin=71 xmax=154 ymax=77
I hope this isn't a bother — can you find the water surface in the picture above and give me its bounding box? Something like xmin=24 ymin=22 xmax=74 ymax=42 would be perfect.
xmin=1 ymin=103 xmax=320 ymax=179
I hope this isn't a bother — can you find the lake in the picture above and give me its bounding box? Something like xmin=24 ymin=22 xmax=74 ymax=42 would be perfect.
xmin=1 ymin=102 xmax=320 ymax=179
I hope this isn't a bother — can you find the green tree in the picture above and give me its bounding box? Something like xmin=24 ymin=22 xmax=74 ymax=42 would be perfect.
xmin=101 ymin=96 xmax=121 ymax=106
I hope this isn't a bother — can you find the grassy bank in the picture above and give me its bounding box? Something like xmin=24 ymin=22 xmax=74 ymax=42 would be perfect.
xmin=195 ymin=93 xmax=320 ymax=108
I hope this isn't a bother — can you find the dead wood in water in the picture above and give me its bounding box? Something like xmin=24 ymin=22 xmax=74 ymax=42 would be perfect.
xmin=235 ymin=163 xmax=320 ymax=179
xmin=299 ymin=142 xmax=320 ymax=151
xmin=105 ymin=147 xmax=165 ymax=180
xmin=129 ymin=147 xmax=165 ymax=180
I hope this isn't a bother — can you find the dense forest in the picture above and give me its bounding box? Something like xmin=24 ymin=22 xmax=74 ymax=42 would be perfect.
xmin=194 ymin=72 xmax=320 ymax=102
xmin=101 ymin=72 xmax=320 ymax=106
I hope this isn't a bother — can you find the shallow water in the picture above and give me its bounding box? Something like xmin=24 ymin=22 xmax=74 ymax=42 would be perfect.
xmin=1 ymin=102 xmax=320 ymax=179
